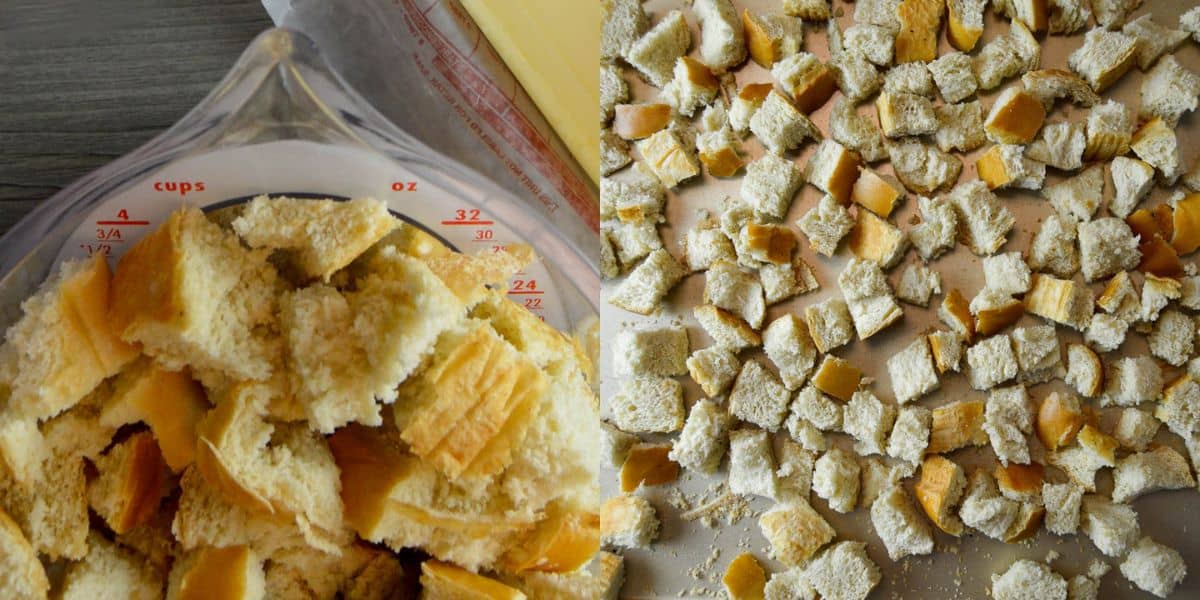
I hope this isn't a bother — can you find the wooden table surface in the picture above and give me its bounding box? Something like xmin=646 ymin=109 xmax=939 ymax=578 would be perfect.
xmin=0 ymin=0 xmax=273 ymax=236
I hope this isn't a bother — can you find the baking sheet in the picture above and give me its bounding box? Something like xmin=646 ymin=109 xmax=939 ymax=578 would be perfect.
xmin=600 ymin=0 xmax=1200 ymax=597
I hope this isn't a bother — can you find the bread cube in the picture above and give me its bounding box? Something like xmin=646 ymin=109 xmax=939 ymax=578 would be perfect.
xmin=686 ymin=345 xmax=740 ymax=398
xmin=625 ymin=10 xmax=691 ymax=87
xmin=983 ymin=385 xmax=1035 ymax=465
xmin=831 ymin=50 xmax=885 ymax=102
xmin=1107 ymin=156 xmax=1155 ymax=219
xmin=1156 ymin=375 xmax=1200 ymax=438
xmin=1068 ymin=28 xmax=1137 ymax=92
xmin=975 ymin=144 xmax=1043 ymax=191
xmin=1042 ymin=482 xmax=1083 ymax=535
xmin=693 ymin=0 xmax=746 ymax=73
xmin=883 ymin=62 xmax=936 ymax=98
xmin=1079 ymin=217 xmax=1140 ymax=282
xmin=909 ymin=196 xmax=959 ymax=261
xmin=844 ymin=24 xmax=895 ymax=66
xmin=946 ymin=0 xmax=986 ymax=51
xmin=840 ymin=261 xmax=904 ymax=339
xmin=661 ymin=57 xmax=719 ymax=117
xmin=948 ymin=180 xmax=1014 ymax=255
xmin=994 ymin=0 xmax=1048 ymax=31
xmin=1084 ymin=99 xmax=1134 ymax=161
xmin=933 ymin=101 xmax=987 ymax=153
xmin=609 ymin=377 xmax=684 ymax=434
xmin=995 ymin=462 xmax=1044 ymax=503
xmin=750 ymin=90 xmax=821 ymax=154
xmin=967 ymin=335 xmax=1019 ymax=390
xmin=771 ymin=52 xmax=837 ymax=113
xmin=1149 ymin=309 xmax=1195 ymax=366
xmin=1121 ymin=537 xmax=1187 ymax=598
xmin=729 ymin=360 xmax=791 ymax=431
xmin=636 ymin=130 xmax=700 ymax=188
xmin=927 ymin=330 xmax=965 ymax=373
xmin=759 ymin=501 xmax=835 ymax=567
xmin=729 ymin=82 xmax=775 ymax=134
xmin=803 ymin=541 xmax=880 ymax=600
xmin=984 ymin=87 xmax=1046 ymax=144
xmin=1050 ymin=428 xmax=1117 ymax=492
xmin=761 ymin=255 xmax=820 ymax=304
xmin=723 ymin=553 xmax=767 ymax=600
xmin=764 ymin=568 xmax=814 ymax=600
xmin=1025 ymin=121 xmax=1086 ymax=171
xmin=972 ymin=20 xmax=1040 ymax=90
xmin=704 ymin=260 xmax=765 ymax=329
xmin=930 ymin=398 xmax=987 ymax=453
xmin=829 ymin=97 xmax=887 ymax=162
xmin=788 ymin=384 xmax=844 ymax=433
xmin=1102 ymin=355 xmax=1163 ymax=407
xmin=991 ymin=560 xmax=1067 ymax=600
xmin=1022 ymin=69 xmax=1100 ymax=110
xmin=844 ymin=390 xmax=897 ymax=456
xmin=600 ymin=130 xmax=631 ymax=176
xmin=600 ymin=421 xmax=637 ymax=468
xmin=601 ymin=0 xmax=648 ymax=61
xmin=742 ymin=222 xmax=797 ymax=266
xmin=1141 ymin=274 xmax=1181 ymax=322
xmin=1183 ymin=6 xmax=1200 ymax=42
xmin=1113 ymin=408 xmax=1159 ymax=453
xmin=1131 ymin=117 xmax=1182 ymax=184
xmin=887 ymin=139 xmax=963 ymax=195
xmin=1085 ymin=313 xmax=1127 ymax=353
xmin=1048 ymin=0 xmax=1090 ymax=33
xmin=915 ymin=455 xmax=967 ymax=535
xmin=812 ymin=448 xmax=860 ymax=513
xmin=855 ymin=0 xmax=903 ymax=31
xmin=805 ymin=140 xmax=862 ymax=204
xmin=612 ymin=325 xmax=689 ymax=377
xmin=763 ymin=314 xmax=817 ymax=390
xmin=728 ymin=428 xmax=778 ymax=498
xmin=612 ymin=102 xmax=672 ymax=140
xmin=870 ymin=485 xmax=934 ymax=560
xmin=600 ymin=494 xmax=659 ymax=549
xmin=1065 ymin=343 xmax=1103 ymax=397
xmin=940 ymin=288 xmax=976 ymax=342
xmin=797 ymin=194 xmax=854 ymax=257
xmin=669 ymin=399 xmax=731 ymax=474
xmin=896 ymin=263 xmax=941 ymax=306
xmin=1122 ymin=14 xmax=1189 ymax=71
xmin=850 ymin=168 xmax=904 ymax=219
xmin=1091 ymin=0 xmax=1139 ymax=29
xmin=1081 ymin=495 xmax=1140 ymax=558
xmin=887 ymin=337 xmax=940 ymax=404
xmin=623 ymin=445 xmax=675 ymax=495
xmin=695 ymin=304 xmax=761 ymax=351
xmin=859 ymin=456 xmax=914 ymax=510
xmin=776 ymin=440 xmax=817 ymax=502
xmin=1012 ymin=324 xmax=1061 ymax=384
xmin=783 ymin=0 xmax=830 ymax=19
xmin=847 ymin=210 xmax=908 ymax=269
xmin=604 ymin=218 xmax=661 ymax=268
xmin=876 ymin=91 xmax=938 ymax=138
xmin=608 ymin=248 xmax=686 ymax=315
xmin=1025 ymin=273 xmax=1094 ymax=330
xmin=983 ymin=252 xmax=1032 ymax=295
xmin=599 ymin=64 xmax=630 ymax=120
xmin=741 ymin=154 xmax=803 ymax=220
xmin=811 ymin=356 xmax=862 ymax=402
xmin=682 ymin=222 xmax=735 ymax=273
xmin=887 ymin=406 xmax=931 ymax=465
xmin=1139 ymin=55 xmax=1200 ymax=127
xmin=742 ymin=11 xmax=804 ymax=68
xmin=1112 ymin=446 xmax=1195 ymax=503
xmin=894 ymin=0 xmax=944 ymax=63
xmin=931 ymin=54 xmax=980 ymax=107
xmin=970 ymin=289 xmax=1024 ymax=337
xmin=1027 ymin=213 xmax=1079 ymax=278
xmin=959 ymin=470 xmax=1019 ymax=539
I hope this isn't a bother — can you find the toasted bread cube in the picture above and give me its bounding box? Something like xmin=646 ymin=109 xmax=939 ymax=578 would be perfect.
xmin=847 ymin=210 xmax=908 ymax=269
xmin=946 ymin=0 xmax=987 ymax=51
xmin=844 ymin=24 xmax=895 ymax=66
xmin=995 ymin=462 xmax=1044 ymax=502
xmin=1108 ymin=156 xmax=1155 ymax=219
xmin=1141 ymin=273 xmax=1181 ymax=322
xmin=1071 ymin=28 xmax=1138 ymax=92
xmin=805 ymin=140 xmax=862 ymax=205
xmin=933 ymin=101 xmax=987 ymax=153
xmin=686 ymin=345 xmax=740 ymax=398
xmin=1102 ymin=355 xmax=1162 ymax=407
xmin=772 ymin=52 xmax=837 ymax=113
xmin=742 ymin=10 xmax=804 ymax=68
xmin=751 ymin=90 xmax=821 ymax=154
xmin=983 ymin=385 xmax=1035 ymax=465
xmin=975 ymin=144 xmax=1042 ymax=191
xmin=612 ymin=103 xmax=672 ymax=140
xmin=1025 ymin=120 xmax=1086 ymax=171
xmin=1112 ymin=446 xmax=1195 ymax=503
xmin=887 ymin=139 xmax=963 ymax=195
xmin=811 ymin=356 xmax=861 ymax=402
xmin=929 ymin=52 xmax=979 ymax=104
xmin=797 ymin=194 xmax=855 ymax=257
xmin=896 ymin=263 xmax=942 ymax=307
xmin=1085 ymin=313 xmax=1127 ymax=352
xmin=871 ymin=485 xmax=934 ymax=560
xmin=1139 ymin=55 xmax=1200 ymax=127
xmin=984 ymin=87 xmax=1046 ymax=145
xmin=888 ymin=406 xmax=932 ymax=465
xmin=600 ymin=494 xmax=659 ymax=550
xmin=832 ymin=50 xmax=886 ymax=103
xmin=1022 ymin=68 xmax=1100 ymax=110
xmin=971 ymin=288 xmax=1024 ymax=336
xmin=729 ymin=428 xmax=778 ymax=499
xmin=910 ymin=196 xmax=959 ymax=261
xmin=695 ymin=304 xmax=761 ymax=350
xmin=812 ymin=448 xmax=860 ymax=513
xmin=722 ymin=553 xmax=767 ymax=600
xmin=959 ymin=470 xmax=1019 ymax=539
xmin=761 ymin=255 xmax=820 ymax=304
xmin=1156 ymin=375 xmax=1200 ymax=438
xmin=991 ymin=560 xmax=1067 ymax=600
xmin=972 ymin=20 xmax=1041 ymax=90
xmin=949 ymin=181 xmax=1014 ymax=255
xmin=625 ymin=10 xmax=691 ymax=87
xmin=1065 ymin=344 xmax=1103 ymax=398
xmin=894 ymin=0 xmax=944 ymax=63
xmin=619 ymin=442 xmax=680 ymax=492
xmin=729 ymin=360 xmax=792 ymax=431
xmin=1012 ymin=324 xmax=1061 ymax=384
xmin=608 ymin=248 xmax=686 ymax=315
xmin=829 ymin=97 xmax=887 ymax=162
xmin=764 ymin=314 xmax=817 ymax=390
xmin=1113 ymin=407 xmax=1159 ymax=452
xmin=883 ymin=62 xmax=936 ymax=98
xmin=742 ymin=153 xmax=803 ymax=219
xmin=928 ymin=330 xmax=965 ymax=373
xmin=636 ymin=130 xmax=700 ymax=188
xmin=1149 ymin=309 xmax=1195 ymax=366
xmin=660 ymin=58 xmax=719 ymax=118
xmin=729 ymin=82 xmax=774 ymax=134
xmin=940 ymin=288 xmax=976 ymax=342
xmin=1082 ymin=495 xmax=1140 ymax=558
xmin=876 ymin=91 xmax=938 ymax=138
xmin=1027 ymin=213 xmax=1080 ymax=278
xmin=1084 ymin=99 xmax=1134 ymax=161
xmin=1120 ymin=537 xmax=1187 ymax=598
xmin=844 ymin=390 xmax=897 ymax=456
xmin=851 ymin=168 xmax=904 ymax=218
xmin=1042 ymin=482 xmax=1084 ymax=535
xmin=88 ymin=432 xmax=168 ymax=536
xmin=1025 ymin=273 xmax=1094 ymax=330
xmin=609 ymin=377 xmax=684 ymax=434
xmin=668 ymin=399 xmax=731 ymax=475
xmin=759 ymin=500 xmax=835 ymax=567
xmin=915 ymin=455 xmax=967 ymax=535
xmin=694 ymin=0 xmax=746 ymax=72
xmin=888 ymin=337 xmax=940 ymax=404
xmin=1079 ymin=217 xmax=1140 ymax=282
xmin=1131 ymin=117 xmax=1182 ymax=184
xmin=929 ymin=400 xmax=988 ymax=454
xmin=612 ymin=325 xmax=688 ymax=377
xmin=1171 ymin=192 xmax=1200 ymax=256
xmin=1123 ymin=14 xmax=1189 ymax=71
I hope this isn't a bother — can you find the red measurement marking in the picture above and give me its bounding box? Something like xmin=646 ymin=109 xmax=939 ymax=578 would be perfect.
xmin=507 ymin=290 xmax=544 ymax=295
xmin=96 ymin=220 xmax=149 ymax=225
xmin=441 ymin=220 xmax=495 ymax=225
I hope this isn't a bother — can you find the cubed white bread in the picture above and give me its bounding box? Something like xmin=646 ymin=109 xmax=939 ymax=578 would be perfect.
xmin=1141 ymin=274 xmax=1182 ymax=323
xmin=870 ymin=485 xmax=934 ymax=560
xmin=88 ymin=431 xmax=169 ymax=536
xmin=1028 ymin=213 xmax=1079 ymax=278
xmin=993 ymin=0 xmax=1048 ymax=32
xmin=959 ymin=470 xmax=1019 ymax=539
xmin=844 ymin=24 xmax=895 ymax=66
xmin=886 ymin=139 xmax=963 ymax=195
xmin=604 ymin=218 xmax=661 ymax=269
xmin=876 ymin=91 xmax=938 ymax=138
xmin=984 ymin=87 xmax=1047 ymax=145
xmin=932 ymin=101 xmax=986 ymax=153
xmin=855 ymin=0 xmax=902 ymax=31
xmin=600 ymin=494 xmax=659 ymax=549
xmin=600 ymin=421 xmax=637 ymax=468
xmin=1120 ymin=537 xmax=1187 ymax=598
xmin=1091 ymin=0 xmax=1139 ymax=29
xmin=928 ymin=330 xmax=965 ymax=373
xmin=0 ymin=505 xmax=48 ymax=600
xmin=1085 ymin=313 xmax=1129 ymax=351
xmin=1068 ymin=28 xmax=1137 ymax=92
xmin=600 ymin=130 xmax=631 ymax=176
xmin=683 ymin=222 xmax=735 ymax=272
xmin=636 ymin=130 xmax=700 ymax=188
xmin=972 ymin=20 xmax=1041 ymax=90
xmin=802 ymin=541 xmax=880 ymax=600
xmin=1081 ymin=495 xmax=1140 ymax=557
xmin=1122 ymin=14 xmax=1189 ymax=71
xmin=828 ymin=97 xmax=887 ymax=163
xmin=946 ymin=0 xmax=987 ymax=50
xmin=990 ymin=559 xmax=1067 ymax=600
xmin=1156 ymin=375 xmax=1200 ymax=438
xmin=763 ymin=314 xmax=818 ymax=390
xmin=764 ymin=568 xmax=816 ymax=600
xmin=1085 ymin=98 xmax=1134 ymax=161
xmin=1025 ymin=121 xmax=1086 ymax=171
xmin=1022 ymin=69 xmax=1100 ymax=110
xmin=1078 ymin=217 xmax=1140 ymax=282
xmin=970 ymin=288 xmax=1023 ymax=335
xmin=1012 ymin=324 xmax=1062 ymax=385
xmin=1131 ymin=117 xmax=1183 ymax=184
xmin=1044 ymin=164 xmax=1104 ymax=223
xmin=929 ymin=52 xmax=979 ymax=104
xmin=694 ymin=304 xmax=761 ymax=351
xmin=1102 ymin=355 xmax=1163 ymax=407
xmin=846 ymin=295 xmax=904 ymax=341
xmin=915 ymin=455 xmax=968 ymax=535
xmin=601 ymin=0 xmax=648 ymax=61
xmin=761 ymin=255 xmax=820 ymax=304
xmin=694 ymin=0 xmax=746 ymax=73
xmin=1183 ymin=6 xmax=1200 ymax=42
xmin=797 ymin=194 xmax=855 ymax=257
xmin=600 ymin=64 xmax=628 ymax=123
xmin=839 ymin=256 xmax=892 ymax=301
xmin=787 ymin=417 xmax=829 ymax=452
xmin=1139 ymin=55 xmax=1200 ymax=127
xmin=844 ymin=390 xmax=897 ymax=457
xmin=60 ymin=533 xmax=161 ymax=600
xmin=1042 ymin=482 xmax=1084 ymax=535
xmin=742 ymin=152 xmax=804 ymax=220
xmin=948 ymin=180 xmax=1015 ymax=256
xmin=859 ymin=456 xmax=914 ymax=510
xmin=625 ymin=10 xmax=692 ymax=87
xmin=887 ymin=406 xmax=931 ymax=465
xmin=976 ymin=144 xmax=1045 ymax=191
xmin=788 ymin=385 xmax=844 ymax=433
xmin=885 ymin=61 xmax=938 ymax=99
xmin=1025 ymin=274 xmax=1095 ymax=331
xmin=729 ymin=360 xmax=792 ymax=431
xmin=1149 ymin=309 xmax=1195 ymax=366
xmin=771 ymin=52 xmax=837 ymax=113
xmin=909 ymin=196 xmax=959 ymax=261
xmin=1111 ymin=445 xmax=1195 ymax=503
xmin=984 ymin=252 xmax=1032 ymax=295
xmin=730 ymin=82 xmax=774 ymax=134
xmin=704 ymin=259 xmax=765 ymax=329
xmin=983 ymin=385 xmax=1035 ymax=465
xmin=729 ymin=428 xmax=779 ymax=499
xmin=847 ymin=210 xmax=913 ymax=269
xmin=1048 ymin=0 xmax=1090 ymax=34
xmin=1108 ymin=156 xmax=1155 ymax=219
xmin=609 ymin=377 xmax=685 ymax=433
xmin=812 ymin=448 xmax=860 ymax=513
xmin=750 ymin=91 xmax=821 ymax=154
xmin=831 ymin=50 xmax=885 ymax=102
xmin=805 ymin=140 xmax=862 ymax=205
xmin=776 ymin=440 xmax=816 ymax=502
xmin=887 ymin=337 xmax=940 ymax=404
xmin=743 ymin=11 xmax=805 ymax=68
xmin=1181 ymin=276 xmax=1200 ymax=310
xmin=1066 ymin=343 xmax=1104 ymax=397
xmin=612 ymin=325 xmax=688 ymax=377
xmin=687 ymin=345 xmax=741 ymax=398
xmin=1097 ymin=270 xmax=1141 ymax=321
xmin=660 ymin=57 xmax=719 ymax=118
xmin=759 ymin=500 xmax=835 ymax=566
xmin=607 ymin=247 xmax=686 ymax=315
xmin=896 ymin=263 xmax=942 ymax=307
xmin=967 ymin=334 xmax=1019 ymax=390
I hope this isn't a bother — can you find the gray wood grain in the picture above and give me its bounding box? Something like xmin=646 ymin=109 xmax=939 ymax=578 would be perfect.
xmin=0 ymin=0 xmax=273 ymax=235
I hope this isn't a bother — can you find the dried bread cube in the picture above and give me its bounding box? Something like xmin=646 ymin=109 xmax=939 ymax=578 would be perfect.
xmin=750 ymin=90 xmax=821 ymax=154
xmin=883 ymin=63 xmax=936 ymax=98
xmin=1079 ymin=217 xmax=1140 ymax=282
xmin=797 ymin=194 xmax=855 ymax=257
xmin=871 ymin=485 xmax=934 ymax=560
xmin=723 ymin=553 xmax=767 ymax=600
xmin=660 ymin=57 xmax=719 ymax=117
xmin=915 ymin=455 xmax=967 ymax=535
xmin=1122 ymin=14 xmax=1189 ymax=71
xmin=1012 ymin=324 xmax=1061 ymax=384
xmin=1085 ymin=99 xmax=1134 ymax=161
xmin=1048 ymin=0 xmax=1091 ymax=34
xmin=742 ymin=153 xmax=803 ymax=220
xmin=1091 ymin=0 xmax=1139 ymax=29
xmin=805 ymin=140 xmax=862 ymax=205
xmin=933 ymin=101 xmax=986 ymax=153
xmin=993 ymin=0 xmax=1049 ymax=32
xmin=1045 ymin=165 xmax=1104 ymax=223
xmin=601 ymin=0 xmax=648 ymax=62
xmin=1102 ymin=355 xmax=1162 ymax=407
xmin=1025 ymin=121 xmax=1086 ymax=171
xmin=847 ymin=210 xmax=908 ymax=269
xmin=761 ymin=255 xmax=820 ymax=304
xmin=669 ymin=399 xmax=731 ymax=474
xmin=601 ymin=421 xmax=637 ymax=468
xmin=946 ymin=0 xmax=986 ymax=50
xmin=970 ymin=289 xmax=1024 ymax=337
xmin=896 ymin=263 xmax=941 ymax=306
xmin=959 ymin=470 xmax=1020 ymax=539
xmin=742 ymin=223 xmax=798 ymax=266
xmin=612 ymin=102 xmax=672 ymax=140
xmin=894 ymin=0 xmax=945 ymax=63
xmin=1140 ymin=274 xmax=1181 ymax=323
xmin=851 ymin=168 xmax=904 ymax=218
xmin=1121 ymin=537 xmax=1187 ymax=598
xmin=59 ymin=533 xmax=161 ymax=600
xmin=983 ymin=252 xmax=1032 ymax=295
xmin=929 ymin=52 xmax=979 ymax=103
xmin=1149 ymin=309 xmax=1195 ymax=366
xmin=612 ymin=325 xmax=688 ymax=377
xmin=975 ymin=144 xmax=1044 ymax=191
xmin=984 ymin=385 xmax=1035 ymax=465
xmin=687 ymin=345 xmax=740 ymax=397
xmin=742 ymin=11 xmax=804 ymax=68
xmin=949 ymin=180 xmax=1014 ymax=256
xmin=729 ymin=428 xmax=778 ymax=498
xmin=887 ymin=406 xmax=931 ymax=465
xmin=636 ymin=129 xmax=700 ymax=188
xmin=1028 ymin=214 xmax=1079 ymax=278
xmin=1068 ymin=28 xmax=1138 ymax=92
xmin=940 ymin=289 xmax=976 ymax=342
xmin=600 ymin=494 xmax=659 ymax=549
xmin=696 ymin=304 xmax=761 ymax=351
xmin=828 ymin=97 xmax=887 ymax=163
xmin=771 ymin=52 xmax=838 ymax=113
xmin=776 ymin=440 xmax=817 ymax=502
xmin=87 ymin=432 xmax=168 ymax=536
xmin=930 ymin=400 xmax=986 ymax=456
xmin=683 ymin=221 xmax=735 ymax=272
xmin=876 ymin=91 xmax=938 ymax=138
xmin=609 ymin=377 xmax=684 ymax=433
xmin=167 ymin=546 xmax=267 ymax=600
xmin=729 ymin=360 xmax=792 ymax=431
xmin=1086 ymin=313 xmax=1128 ymax=352
xmin=812 ymin=448 xmax=860 ymax=513
xmin=694 ymin=0 xmax=747 ymax=72
xmin=764 ymin=568 xmax=814 ymax=600
xmin=1131 ymin=117 xmax=1182 ymax=184
xmin=1081 ymin=495 xmax=1140 ymax=557
xmin=600 ymin=64 xmax=628 ymax=123
xmin=859 ymin=457 xmax=915 ymax=510
xmin=1042 ymin=482 xmax=1084 ymax=535
xmin=764 ymin=314 xmax=817 ymax=390
xmin=788 ymin=385 xmax=844 ymax=433
xmin=888 ymin=337 xmax=940 ymax=404
xmin=991 ymin=560 xmax=1067 ymax=600
xmin=705 ymin=260 xmax=765 ymax=329
xmin=967 ymin=334 xmax=1019 ymax=391
xmin=887 ymin=139 xmax=963 ymax=195
xmin=1022 ymin=69 xmax=1100 ymax=110
xmin=601 ymin=167 xmax=665 ymax=222
xmin=831 ymin=48 xmax=886 ymax=102
xmin=909 ymin=196 xmax=958 ymax=261
xmin=1051 ymin=426 xmax=1118 ymax=491
xmin=855 ymin=0 xmax=903 ymax=31
xmin=984 ymin=87 xmax=1046 ymax=145
xmin=730 ymin=82 xmax=775 ymax=134
xmin=1066 ymin=343 xmax=1103 ymax=397
xmin=1108 ymin=156 xmax=1155 ymax=219
xmin=759 ymin=500 xmax=835 ymax=567
xmin=839 ymin=258 xmax=904 ymax=339
xmin=844 ymin=390 xmax=897 ymax=456
xmin=811 ymin=356 xmax=863 ymax=403
xmin=1111 ymin=446 xmax=1195 ymax=503
xmin=608 ymin=247 xmax=686 ymax=315
xmin=844 ymin=24 xmax=895 ymax=66
xmin=1156 ymin=375 xmax=1200 ymax=438
xmin=972 ymin=20 xmax=1041 ymax=90
xmin=601 ymin=130 xmax=632 ymax=176
xmin=624 ymin=10 xmax=691 ymax=87
xmin=0 ymin=505 xmax=49 ymax=599
xmin=1097 ymin=270 xmax=1140 ymax=321
xmin=928 ymin=330 xmax=965 ymax=373
xmin=1139 ymin=55 xmax=1200 ymax=127
xmin=783 ymin=0 xmax=831 ymax=19
xmin=802 ymin=541 xmax=880 ymax=600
